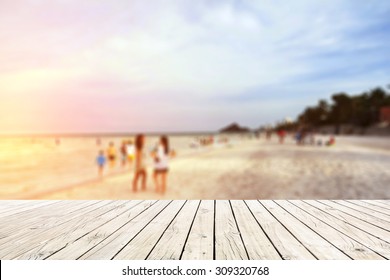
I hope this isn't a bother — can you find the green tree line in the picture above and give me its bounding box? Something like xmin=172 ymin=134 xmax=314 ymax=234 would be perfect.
xmin=276 ymin=85 xmax=390 ymax=133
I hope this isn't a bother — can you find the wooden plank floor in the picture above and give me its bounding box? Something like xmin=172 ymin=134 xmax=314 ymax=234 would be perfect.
xmin=0 ymin=200 xmax=389 ymax=260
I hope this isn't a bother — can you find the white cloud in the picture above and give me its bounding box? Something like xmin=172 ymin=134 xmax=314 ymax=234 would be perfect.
xmin=0 ymin=0 xmax=389 ymax=132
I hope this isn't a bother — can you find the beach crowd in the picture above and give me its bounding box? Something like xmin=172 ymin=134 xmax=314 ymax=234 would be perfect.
xmin=96 ymin=134 xmax=174 ymax=195
xmin=93 ymin=130 xmax=335 ymax=195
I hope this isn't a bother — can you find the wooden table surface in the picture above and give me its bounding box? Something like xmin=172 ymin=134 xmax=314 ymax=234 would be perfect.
xmin=0 ymin=200 xmax=389 ymax=260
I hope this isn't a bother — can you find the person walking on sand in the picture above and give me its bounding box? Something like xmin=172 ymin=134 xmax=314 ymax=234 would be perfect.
xmin=266 ymin=129 xmax=272 ymax=141
xmin=120 ymin=140 xmax=127 ymax=168
xmin=126 ymin=140 xmax=135 ymax=166
xmin=133 ymin=134 xmax=147 ymax=192
xmin=106 ymin=141 xmax=117 ymax=168
xmin=96 ymin=150 xmax=106 ymax=177
xmin=277 ymin=129 xmax=286 ymax=144
xmin=152 ymin=135 xmax=174 ymax=195
xmin=326 ymin=135 xmax=336 ymax=146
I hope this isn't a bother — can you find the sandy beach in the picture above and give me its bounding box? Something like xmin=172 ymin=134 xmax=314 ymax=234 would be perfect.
xmin=2 ymin=134 xmax=388 ymax=200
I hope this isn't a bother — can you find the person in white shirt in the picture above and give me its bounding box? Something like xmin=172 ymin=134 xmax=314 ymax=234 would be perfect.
xmin=152 ymin=135 xmax=173 ymax=194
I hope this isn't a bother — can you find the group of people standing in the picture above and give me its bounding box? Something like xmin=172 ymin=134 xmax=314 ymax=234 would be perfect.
xmin=266 ymin=129 xmax=336 ymax=146
xmin=96 ymin=134 xmax=174 ymax=194
xmin=265 ymin=129 xmax=287 ymax=144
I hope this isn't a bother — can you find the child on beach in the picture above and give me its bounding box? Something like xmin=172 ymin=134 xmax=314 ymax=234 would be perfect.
xmin=96 ymin=150 xmax=106 ymax=177
xmin=152 ymin=136 xmax=174 ymax=195
xmin=133 ymin=134 xmax=147 ymax=192
xmin=106 ymin=142 xmax=117 ymax=168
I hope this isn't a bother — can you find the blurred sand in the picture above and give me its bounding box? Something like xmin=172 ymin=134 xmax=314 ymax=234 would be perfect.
xmin=0 ymin=135 xmax=198 ymax=198
xmin=3 ymin=134 xmax=387 ymax=200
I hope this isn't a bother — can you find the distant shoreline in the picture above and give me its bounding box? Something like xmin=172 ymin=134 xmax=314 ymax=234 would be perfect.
xmin=0 ymin=130 xmax=219 ymax=138
xmin=1 ymin=125 xmax=389 ymax=138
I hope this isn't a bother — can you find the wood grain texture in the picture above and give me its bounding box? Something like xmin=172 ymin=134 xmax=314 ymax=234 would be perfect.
xmin=261 ymin=200 xmax=347 ymax=260
xmin=113 ymin=200 xmax=187 ymax=260
xmin=0 ymin=200 xmax=389 ymax=260
xmin=147 ymin=200 xmax=200 ymax=260
xmin=181 ymin=200 xmax=214 ymax=260
xmin=278 ymin=201 xmax=380 ymax=260
xmin=80 ymin=200 xmax=172 ymax=260
xmin=230 ymin=200 xmax=281 ymax=259
xmin=214 ymin=200 xmax=248 ymax=260
xmin=245 ymin=200 xmax=314 ymax=260
xmin=292 ymin=201 xmax=389 ymax=259
xmin=308 ymin=200 xmax=390 ymax=243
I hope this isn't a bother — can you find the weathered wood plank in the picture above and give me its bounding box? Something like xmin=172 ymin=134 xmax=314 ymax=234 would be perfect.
xmin=23 ymin=201 xmax=153 ymax=260
xmin=0 ymin=200 xmax=30 ymax=208
xmin=0 ymin=200 xmax=388 ymax=260
xmin=291 ymin=201 xmax=389 ymax=259
xmin=321 ymin=200 xmax=390 ymax=230
xmin=0 ymin=200 xmax=111 ymax=247
xmin=262 ymin=200 xmax=348 ymax=260
xmin=369 ymin=200 xmax=390 ymax=209
xmin=80 ymin=200 xmax=172 ymax=260
xmin=0 ymin=201 xmax=98 ymax=237
xmin=113 ymin=200 xmax=187 ymax=259
xmin=0 ymin=200 xmax=62 ymax=218
xmin=181 ymin=200 xmax=214 ymax=260
xmin=230 ymin=200 xmax=281 ymax=260
xmin=348 ymin=201 xmax=390 ymax=217
xmin=361 ymin=201 xmax=390 ymax=214
xmin=0 ymin=201 xmax=125 ymax=259
xmin=0 ymin=201 xmax=53 ymax=215
xmin=377 ymin=200 xmax=390 ymax=206
xmin=147 ymin=200 xmax=200 ymax=260
xmin=277 ymin=201 xmax=381 ymax=260
xmin=308 ymin=201 xmax=390 ymax=243
xmin=0 ymin=200 xmax=69 ymax=233
xmin=214 ymin=200 xmax=248 ymax=260
xmin=245 ymin=200 xmax=316 ymax=260
xmin=336 ymin=201 xmax=390 ymax=224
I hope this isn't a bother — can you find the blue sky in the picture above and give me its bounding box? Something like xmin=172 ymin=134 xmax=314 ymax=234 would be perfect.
xmin=0 ymin=0 xmax=389 ymax=133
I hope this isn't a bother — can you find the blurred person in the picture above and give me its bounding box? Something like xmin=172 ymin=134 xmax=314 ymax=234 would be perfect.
xmin=189 ymin=138 xmax=199 ymax=149
xmin=326 ymin=135 xmax=336 ymax=146
xmin=120 ymin=140 xmax=127 ymax=168
xmin=126 ymin=140 xmax=135 ymax=165
xmin=277 ymin=129 xmax=286 ymax=144
xmin=301 ymin=129 xmax=307 ymax=145
xmin=309 ymin=130 xmax=316 ymax=145
xmin=296 ymin=128 xmax=307 ymax=145
xmin=295 ymin=131 xmax=302 ymax=145
xmin=133 ymin=134 xmax=147 ymax=192
xmin=96 ymin=150 xmax=106 ymax=177
xmin=266 ymin=130 xmax=272 ymax=141
xmin=106 ymin=142 xmax=117 ymax=168
xmin=152 ymin=135 xmax=175 ymax=194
